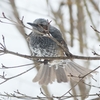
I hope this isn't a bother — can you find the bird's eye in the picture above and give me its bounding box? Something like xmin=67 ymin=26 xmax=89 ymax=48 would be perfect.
xmin=39 ymin=24 xmax=43 ymax=27
xmin=39 ymin=24 xmax=48 ymax=30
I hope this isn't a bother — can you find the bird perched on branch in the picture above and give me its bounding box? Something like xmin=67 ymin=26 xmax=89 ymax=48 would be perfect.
xmin=27 ymin=18 xmax=95 ymax=85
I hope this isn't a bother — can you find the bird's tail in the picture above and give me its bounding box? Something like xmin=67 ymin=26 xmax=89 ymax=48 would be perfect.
xmin=33 ymin=60 xmax=97 ymax=85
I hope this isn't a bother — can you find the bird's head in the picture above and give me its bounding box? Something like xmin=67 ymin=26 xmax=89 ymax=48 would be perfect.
xmin=27 ymin=18 xmax=50 ymax=35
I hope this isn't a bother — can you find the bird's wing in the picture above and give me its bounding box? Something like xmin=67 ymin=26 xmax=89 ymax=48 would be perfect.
xmin=49 ymin=26 xmax=63 ymax=42
xmin=49 ymin=25 xmax=71 ymax=56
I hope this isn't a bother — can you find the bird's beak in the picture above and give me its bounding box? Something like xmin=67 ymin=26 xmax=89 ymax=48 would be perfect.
xmin=27 ymin=22 xmax=37 ymax=27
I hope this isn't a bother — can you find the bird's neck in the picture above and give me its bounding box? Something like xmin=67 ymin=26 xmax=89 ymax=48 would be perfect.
xmin=32 ymin=31 xmax=43 ymax=37
xmin=33 ymin=29 xmax=44 ymax=36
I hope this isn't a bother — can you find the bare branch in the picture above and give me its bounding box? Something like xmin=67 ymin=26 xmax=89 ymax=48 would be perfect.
xmin=91 ymin=25 xmax=100 ymax=33
xmin=40 ymin=88 xmax=47 ymax=97
xmin=0 ymin=12 xmax=32 ymax=30
xmin=82 ymin=81 xmax=100 ymax=89
xmin=92 ymin=51 xmax=100 ymax=56
xmin=2 ymin=35 xmax=6 ymax=49
xmin=0 ymin=63 xmax=34 ymax=69
xmin=1 ymin=46 xmax=100 ymax=61
xmin=60 ymin=66 xmax=100 ymax=98
xmin=0 ymin=91 xmax=99 ymax=100
xmin=0 ymin=67 xmax=34 ymax=85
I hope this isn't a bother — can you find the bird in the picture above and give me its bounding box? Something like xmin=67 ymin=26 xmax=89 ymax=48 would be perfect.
xmin=27 ymin=18 xmax=96 ymax=85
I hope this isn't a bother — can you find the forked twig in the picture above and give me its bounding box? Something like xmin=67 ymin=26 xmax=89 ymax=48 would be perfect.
xmin=0 ymin=12 xmax=32 ymax=30
xmin=0 ymin=67 xmax=34 ymax=85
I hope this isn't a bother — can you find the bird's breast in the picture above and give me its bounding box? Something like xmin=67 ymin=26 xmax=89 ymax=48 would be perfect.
xmin=29 ymin=35 xmax=62 ymax=57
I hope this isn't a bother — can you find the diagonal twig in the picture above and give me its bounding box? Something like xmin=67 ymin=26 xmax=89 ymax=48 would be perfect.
xmin=0 ymin=67 xmax=34 ymax=85
xmin=60 ymin=65 xmax=100 ymax=98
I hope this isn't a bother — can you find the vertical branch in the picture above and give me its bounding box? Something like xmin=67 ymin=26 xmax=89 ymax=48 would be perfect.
xmin=77 ymin=0 xmax=84 ymax=53
xmin=90 ymin=0 xmax=100 ymax=13
xmin=67 ymin=2 xmax=77 ymax=97
xmin=67 ymin=0 xmax=74 ymax=47
xmin=78 ymin=81 xmax=88 ymax=100
xmin=9 ymin=0 xmax=26 ymax=38
xmin=56 ymin=3 xmax=66 ymax=41
xmin=70 ymin=81 xmax=77 ymax=100
xmin=76 ymin=1 xmax=87 ymax=99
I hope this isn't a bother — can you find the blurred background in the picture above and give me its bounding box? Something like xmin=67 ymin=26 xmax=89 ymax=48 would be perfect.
xmin=0 ymin=0 xmax=100 ymax=100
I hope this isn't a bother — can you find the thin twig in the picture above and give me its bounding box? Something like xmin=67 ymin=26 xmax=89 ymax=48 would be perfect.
xmin=0 ymin=67 xmax=34 ymax=85
xmin=60 ymin=66 xmax=100 ymax=98
xmin=92 ymin=51 xmax=100 ymax=56
xmin=82 ymin=81 xmax=100 ymax=88
xmin=0 ymin=91 xmax=99 ymax=100
xmin=0 ymin=63 xmax=34 ymax=69
xmin=2 ymin=35 xmax=6 ymax=49
xmin=91 ymin=25 xmax=100 ymax=33
xmin=0 ymin=12 xmax=32 ymax=30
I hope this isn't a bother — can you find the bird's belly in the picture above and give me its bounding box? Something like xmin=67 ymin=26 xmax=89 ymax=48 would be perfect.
xmin=31 ymin=45 xmax=57 ymax=57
